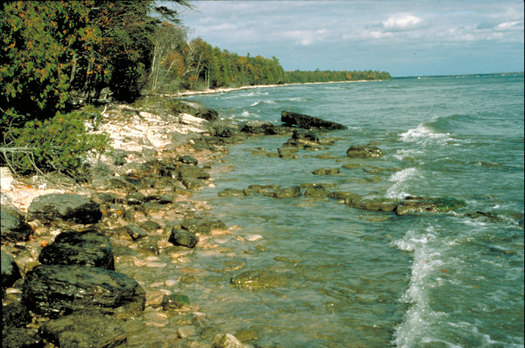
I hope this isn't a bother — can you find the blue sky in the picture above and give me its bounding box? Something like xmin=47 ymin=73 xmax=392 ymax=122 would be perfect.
xmin=174 ymin=1 xmax=524 ymax=77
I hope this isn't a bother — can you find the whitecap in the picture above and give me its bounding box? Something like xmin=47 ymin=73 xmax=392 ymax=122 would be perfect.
xmin=385 ymin=168 xmax=419 ymax=199
xmin=393 ymin=149 xmax=424 ymax=161
xmin=400 ymin=124 xmax=452 ymax=145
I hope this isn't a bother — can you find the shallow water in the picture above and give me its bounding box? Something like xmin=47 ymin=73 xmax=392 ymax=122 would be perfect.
xmin=173 ymin=74 xmax=524 ymax=347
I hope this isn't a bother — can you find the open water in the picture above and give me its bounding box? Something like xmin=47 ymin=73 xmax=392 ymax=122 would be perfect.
xmin=183 ymin=74 xmax=524 ymax=347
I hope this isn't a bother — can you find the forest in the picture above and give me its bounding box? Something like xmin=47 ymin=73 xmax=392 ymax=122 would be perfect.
xmin=1 ymin=0 xmax=390 ymax=177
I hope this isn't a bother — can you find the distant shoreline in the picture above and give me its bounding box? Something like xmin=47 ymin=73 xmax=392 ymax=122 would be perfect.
xmin=169 ymin=79 xmax=373 ymax=97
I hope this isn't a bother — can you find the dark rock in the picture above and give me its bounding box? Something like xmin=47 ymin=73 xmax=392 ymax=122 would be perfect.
xmin=281 ymin=110 xmax=347 ymax=130
xmin=292 ymin=129 xmax=320 ymax=143
xmin=138 ymin=220 xmax=161 ymax=231
xmin=181 ymin=217 xmax=227 ymax=235
xmin=178 ymin=99 xmax=219 ymax=121
xmin=395 ymin=196 xmax=466 ymax=216
xmin=346 ymin=145 xmax=382 ymax=158
xmin=176 ymin=155 xmax=198 ymax=166
xmin=240 ymin=120 xmax=275 ymax=134
xmin=27 ymin=193 xmax=102 ymax=224
xmin=2 ymin=251 xmax=22 ymax=288
xmin=39 ymin=311 xmax=126 ymax=348
xmin=143 ymin=194 xmax=174 ymax=204
xmin=1 ymin=204 xmax=33 ymax=242
xmin=23 ymin=264 xmax=145 ymax=319
xmin=136 ymin=238 xmax=159 ymax=256
xmin=304 ymin=185 xmax=329 ymax=199
xmin=2 ymin=301 xmax=31 ymax=329
xmin=161 ymin=293 xmax=190 ymax=310
xmin=1 ymin=327 xmax=42 ymax=348
xmin=312 ymin=167 xmax=340 ymax=175
xmin=91 ymin=192 xmax=123 ymax=204
xmin=38 ymin=229 xmax=115 ymax=270
xmin=169 ymin=228 xmax=199 ymax=248
xmin=230 ymin=270 xmax=287 ymax=289
xmin=348 ymin=197 xmax=399 ymax=212
xmin=218 ymin=188 xmax=246 ymax=197
xmin=272 ymin=186 xmax=302 ymax=199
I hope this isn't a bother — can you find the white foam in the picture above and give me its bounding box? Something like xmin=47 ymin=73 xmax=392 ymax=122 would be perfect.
xmin=393 ymin=227 xmax=450 ymax=347
xmin=385 ymin=168 xmax=419 ymax=199
xmin=393 ymin=149 xmax=424 ymax=161
xmin=400 ymin=124 xmax=451 ymax=144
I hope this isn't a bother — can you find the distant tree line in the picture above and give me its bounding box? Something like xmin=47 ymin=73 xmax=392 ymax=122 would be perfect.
xmin=284 ymin=69 xmax=391 ymax=83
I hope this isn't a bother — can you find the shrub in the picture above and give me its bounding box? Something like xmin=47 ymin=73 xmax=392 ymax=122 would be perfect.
xmin=2 ymin=107 xmax=109 ymax=178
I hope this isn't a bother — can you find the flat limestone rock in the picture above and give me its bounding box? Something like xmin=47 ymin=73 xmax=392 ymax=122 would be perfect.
xmin=23 ymin=264 xmax=145 ymax=319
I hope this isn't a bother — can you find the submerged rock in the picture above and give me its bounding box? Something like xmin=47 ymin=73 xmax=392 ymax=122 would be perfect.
xmin=23 ymin=264 xmax=145 ymax=319
xmin=230 ymin=270 xmax=287 ymax=289
xmin=304 ymin=185 xmax=329 ymax=199
xmin=395 ymin=196 xmax=465 ymax=216
xmin=27 ymin=193 xmax=102 ymax=224
xmin=39 ymin=311 xmax=126 ymax=348
xmin=1 ymin=204 xmax=33 ymax=242
xmin=312 ymin=167 xmax=340 ymax=175
xmin=161 ymin=293 xmax=191 ymax=310
xmin=213 ymin=333 xmax=249 ymax=348
xmin=281 ymin=110 xmax=347 ymax=130
xmin=346 ymin=145 xmax=383 ymax=158
xmin=38 ymin=229 xmax=115 ymax=270
xmin=272 ymin=186 xmax=302 ymax=199
xmin=218 ymin=188 xmax=246 ymax=197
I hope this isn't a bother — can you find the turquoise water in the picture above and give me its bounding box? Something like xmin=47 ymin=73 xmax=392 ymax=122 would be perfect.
xmin=185 ymin=74 xmax=524 ymax=347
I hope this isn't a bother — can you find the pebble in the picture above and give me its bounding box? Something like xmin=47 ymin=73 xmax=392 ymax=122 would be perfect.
xmin=146 ymin=262 xmax=167 ymax=268
xmin=246 ymin=234 xmax=263 ymax=241
xmin=165 ymin=279 xmax=177 ymax=286
xmin=177 ymin=325 xmax=197 ymax=338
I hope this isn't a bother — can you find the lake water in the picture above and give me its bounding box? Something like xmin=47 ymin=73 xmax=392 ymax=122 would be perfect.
xmin=183 ymin=74 xmax=524 ymax=347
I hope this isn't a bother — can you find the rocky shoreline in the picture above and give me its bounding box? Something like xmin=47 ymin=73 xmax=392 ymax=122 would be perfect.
xmin=3 ymin=95 xmax=512 ymax=347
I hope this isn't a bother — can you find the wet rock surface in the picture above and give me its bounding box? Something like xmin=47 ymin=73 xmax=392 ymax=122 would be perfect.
xmin=346 ymin=144 xmax=383 ymax=158
xmin=27 ymin=193 xmax=102 ymax=224
xmin=38 ymin=229 xmax=115 ymax=270
xmin=23 ymin=264 xmax=145 ymax=319
xmin=281 ymin=110 xmax=347 ymax=130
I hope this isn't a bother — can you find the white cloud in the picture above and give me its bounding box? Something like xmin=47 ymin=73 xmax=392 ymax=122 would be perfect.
xmin=282 ymin=29 xmax=329 ymax=46
xmin=382 ymin=14 xmax=423 ymax=32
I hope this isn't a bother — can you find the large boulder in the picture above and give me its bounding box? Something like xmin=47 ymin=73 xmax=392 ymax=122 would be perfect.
xmin=1 ymin=204 xmax=33 ymax=242
xmin=281 ymin=110 xmax=347 ymax=130
xmin=23 ymin=264 xmax=145 ymax=319
xmin=346 ymin=145 xmax=383 ymax=158
xmin=1 ymin=251 xmax=21 ymax=289
xmin=38 ymin=229 xmax=115 ymax=270
xmin=39 ymin=312 xmax=126 ymax=348
xmin=27 ymin=193 xmax=102 ymax=224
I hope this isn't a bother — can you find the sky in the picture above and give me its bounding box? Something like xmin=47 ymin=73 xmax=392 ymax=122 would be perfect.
xmin=172 ymin=0 xmax=524 ymax=77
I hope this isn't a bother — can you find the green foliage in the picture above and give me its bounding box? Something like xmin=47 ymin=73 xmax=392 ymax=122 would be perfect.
xmin=3 ymin=107 xmax=109 ymax=177
xmin=284 ymin=70 xmax=391 ymax=83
